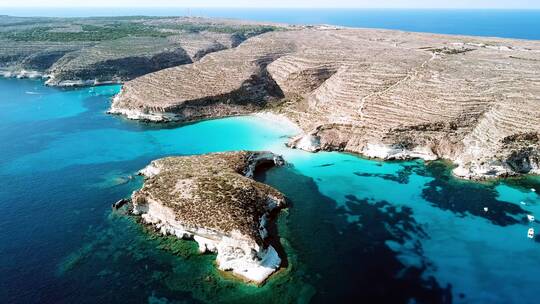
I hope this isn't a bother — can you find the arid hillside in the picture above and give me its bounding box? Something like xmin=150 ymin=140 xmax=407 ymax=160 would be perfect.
xmin=112 ymin=27 xmax=540 ymax=179
xmin=0 ymin=15 xmax=284 ymax=86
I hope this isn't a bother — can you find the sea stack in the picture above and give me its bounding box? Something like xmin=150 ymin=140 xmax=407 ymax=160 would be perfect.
xmin=131 ymin=151 xmax=286 ymax=284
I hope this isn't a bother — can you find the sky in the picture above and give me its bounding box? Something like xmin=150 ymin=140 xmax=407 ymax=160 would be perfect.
xmin=0 ymin=0 xmax=539 ymax=9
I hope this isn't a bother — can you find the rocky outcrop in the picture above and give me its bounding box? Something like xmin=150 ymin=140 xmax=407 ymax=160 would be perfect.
xmin=131 ymin=151 xmax=286 ymax=284
xmin=45 ymin=37 xmax=194 ymax=86
xmin=113 ymin=27 xmax=540 ymax=179
xmin=108 ymin=32 xmax=297 ymax=121
xmin=454 ymin=132 xmax=540 ymax=179
xmin=0 ymin=15 xmax=284 ymax=86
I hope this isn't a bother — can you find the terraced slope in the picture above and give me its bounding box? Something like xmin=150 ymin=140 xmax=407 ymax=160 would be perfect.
xmin=113 ymin=28 xmax=540 ymax=179
xmin=110 ymin=31 xmax=299 ymax=120
xmin=0 ymin=15 xmax=284 ymax=86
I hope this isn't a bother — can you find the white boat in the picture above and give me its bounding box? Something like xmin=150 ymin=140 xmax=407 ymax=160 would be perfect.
xmin=528 ymin=228 xmax=535 ymax=239
xmin=527 ymin=214 xmax=535 ymax=222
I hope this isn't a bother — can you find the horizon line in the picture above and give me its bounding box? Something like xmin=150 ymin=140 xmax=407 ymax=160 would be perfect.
xmin=2 ymin=6 xmax=540 ymax=10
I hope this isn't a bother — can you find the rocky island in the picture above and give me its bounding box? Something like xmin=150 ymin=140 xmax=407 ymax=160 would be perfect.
xmin=130 ymin=151 xmax=286 ymax=284
xmin=110 ymin=27 xmax=540 ymax=180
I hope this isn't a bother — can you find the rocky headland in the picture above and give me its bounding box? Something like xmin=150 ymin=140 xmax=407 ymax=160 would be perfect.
xmin=130 ymin=151 xmax=286 ymax=284
xmin=0 ymin=15 xmax=284 ymax=86
xmin=2 ymin=15 xmax=539 ymax=179
xmin=111 ymin=27 xmax=540 ymax=180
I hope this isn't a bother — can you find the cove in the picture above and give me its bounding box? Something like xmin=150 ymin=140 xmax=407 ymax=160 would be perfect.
xmin=0 ymin=78 xmax=539 ymax=304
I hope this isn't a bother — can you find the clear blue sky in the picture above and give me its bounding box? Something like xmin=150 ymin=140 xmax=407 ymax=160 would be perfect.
xmin=0 ymin=0 xmax=539 ymax=9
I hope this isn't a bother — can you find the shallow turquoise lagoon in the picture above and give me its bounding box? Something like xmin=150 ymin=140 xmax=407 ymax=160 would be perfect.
xmin=0 ymin=78 xmax=539 ymax=303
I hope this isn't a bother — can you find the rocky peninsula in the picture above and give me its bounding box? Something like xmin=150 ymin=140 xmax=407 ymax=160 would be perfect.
xmin=2 ymin=15 xmax=539 ymax=179
xmin=110 ymin=27 xmax=540 ymax=180
xmin=130 ymin=151 xmax=286 ymax=284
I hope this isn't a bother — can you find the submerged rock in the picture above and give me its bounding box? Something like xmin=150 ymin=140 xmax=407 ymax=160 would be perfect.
xmin=112 ymin=198 xmax=130 ymax=211
xmin=131 ymin=151 xmax=286 ymax=284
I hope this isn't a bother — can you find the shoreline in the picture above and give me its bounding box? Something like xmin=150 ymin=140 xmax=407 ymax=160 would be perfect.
xmin=106 ymin=26 xmax=539 ymax=183
xmin=129 ymin=152 xmax=288 ymax=285
xmin=2 ymin=75 xmax=539 ymax=302
xmin=3 ymin=71 xmax=536 ymax=182
xmin=0 ymin=71 xmax=124 ymax=88
xmin=82 ymin=88 xmax=540 ymax=181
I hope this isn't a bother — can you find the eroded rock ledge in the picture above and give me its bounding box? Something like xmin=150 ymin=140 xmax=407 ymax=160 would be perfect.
xmin=131 ymin=151 xmax=286 ymax=284
xmin=112 ymin=28 xmax=540 ymax=180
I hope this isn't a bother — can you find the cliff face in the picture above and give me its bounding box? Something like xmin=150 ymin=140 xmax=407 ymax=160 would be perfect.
xmin=0 ymin=15 xmax=284 ymax=86
xmin=43 ymin=36 xmax=194 ymax=86
xmin=109 ymin=32 xmax=296 ymax=120
xmin=112 ymin=28 xmax=540 ymax=179
xmin=131 ymin=151 xmax=286 ymax=284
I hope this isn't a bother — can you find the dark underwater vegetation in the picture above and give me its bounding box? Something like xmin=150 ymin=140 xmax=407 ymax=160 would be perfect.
xmin=1 ymin=78 xmax=539 ymax=303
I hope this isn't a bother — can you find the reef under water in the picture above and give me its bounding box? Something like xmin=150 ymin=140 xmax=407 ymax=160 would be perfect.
xmin=0 ymin=78 xmax=539 ymax=303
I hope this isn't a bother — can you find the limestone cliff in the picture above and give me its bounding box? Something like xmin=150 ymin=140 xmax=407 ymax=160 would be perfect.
xmin=112 ymin=28 xmax=540 ymax=179
xmin=0 ymin=15 xmax=284 ymax=86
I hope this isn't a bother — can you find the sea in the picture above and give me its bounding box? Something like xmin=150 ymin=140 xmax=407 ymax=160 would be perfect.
xmin=2 ymin=8 xmax=540 ymax=40
xmin=1 ymin=8 xmax=540 ymax=304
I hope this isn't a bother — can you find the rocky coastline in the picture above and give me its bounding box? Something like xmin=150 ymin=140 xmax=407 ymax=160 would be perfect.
xmin=109 ymin=27 xmax=540 ymax=180
xmin=0 ymin=15 xmax=285 ymax=87
xmin=3 ymin=17 xmax=539 ymax=178
xmin=129 ymin=151 xmax=286 ymax=284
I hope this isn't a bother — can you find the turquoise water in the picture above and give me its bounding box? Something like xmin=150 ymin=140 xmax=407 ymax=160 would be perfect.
xmin=1 ymin=77 xmax=539 ymax=303
xmin=3 ymin=8 xmax=540 ymax=40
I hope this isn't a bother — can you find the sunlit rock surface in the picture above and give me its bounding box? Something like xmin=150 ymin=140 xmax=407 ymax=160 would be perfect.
xmin=131 ymin=151 xmax=286 ymax=284
xmin=0 ymin=15 xmax=284 ymax=86
xmin=113 ymin=27 xmax=540 ymax=179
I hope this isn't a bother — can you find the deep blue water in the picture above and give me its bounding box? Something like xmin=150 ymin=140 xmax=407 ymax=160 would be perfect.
xmin=1 ymin=8 xmax=540 ymax=40
xmin=1 ymin=77 xmax=540 ymax=304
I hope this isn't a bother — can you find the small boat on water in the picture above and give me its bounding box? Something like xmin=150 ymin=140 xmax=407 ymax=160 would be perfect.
xmin=528 ymin=228 xmax=535 ymax=239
